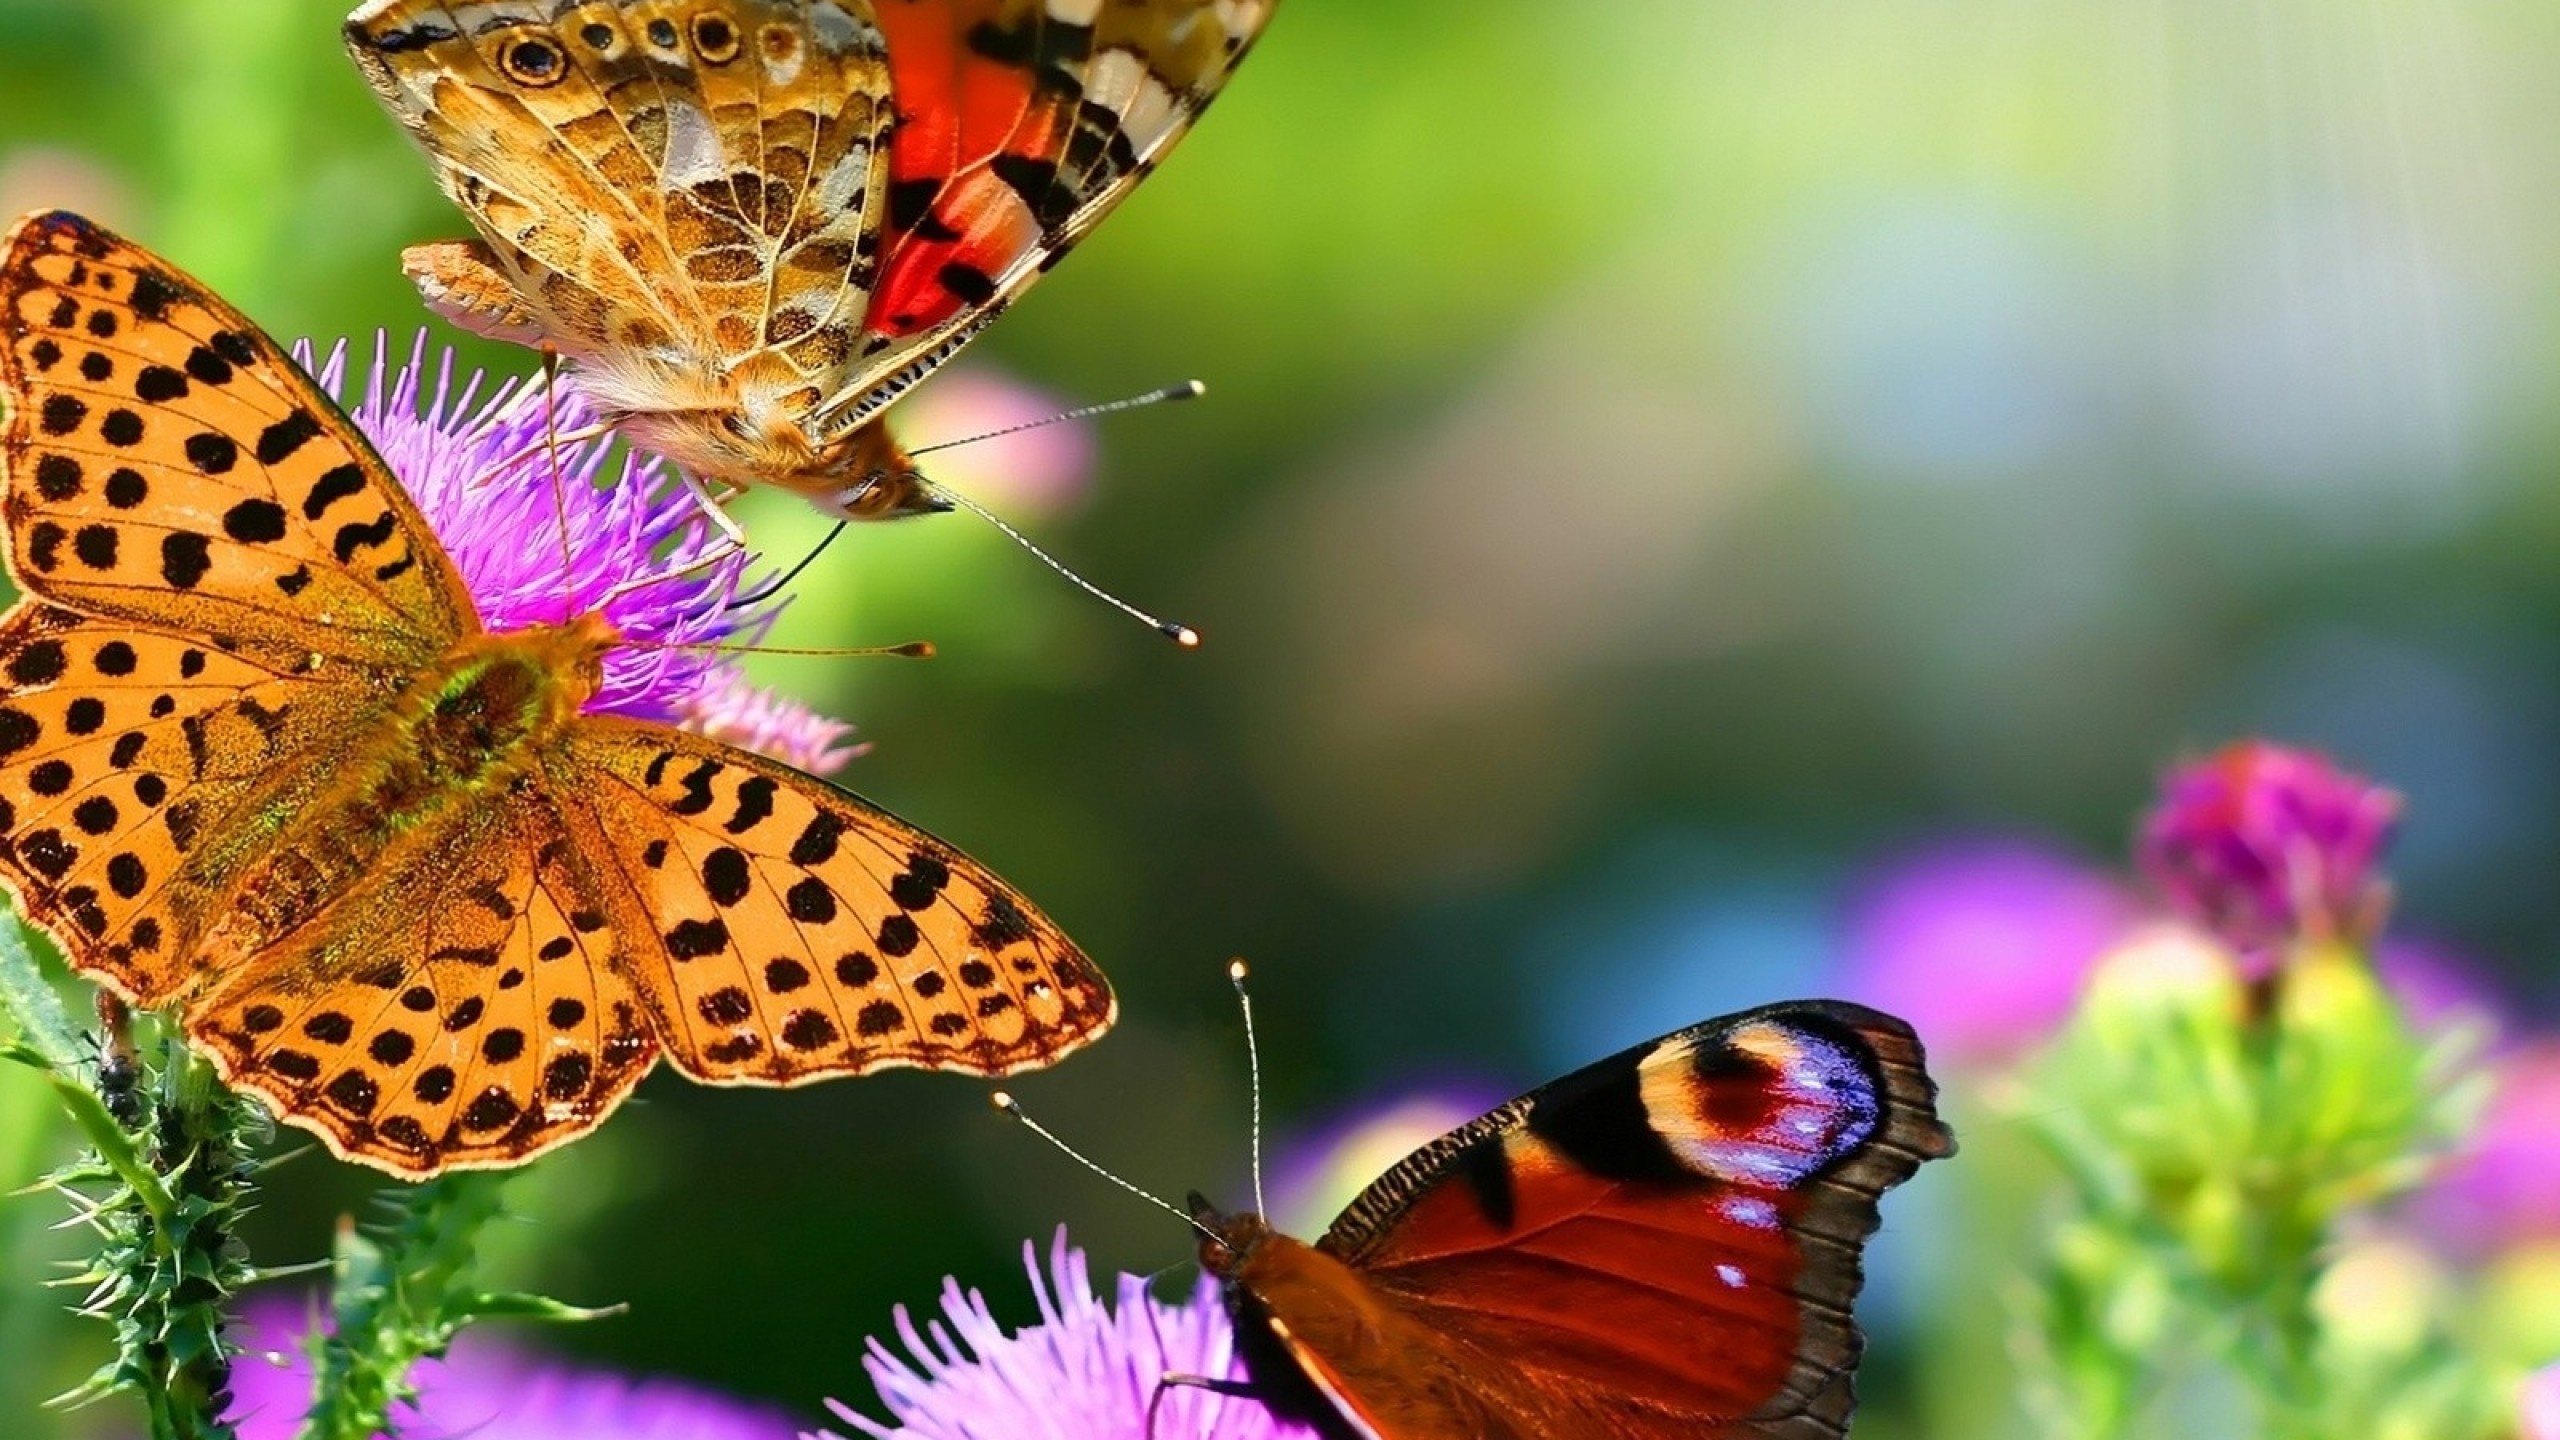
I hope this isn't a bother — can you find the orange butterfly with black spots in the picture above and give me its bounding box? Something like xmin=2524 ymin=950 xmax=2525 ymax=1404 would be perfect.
xmin=0 ymin=210 xmax=1113 ymax=1176
xmin=343 ymin=0 xmax=1277 ymax=521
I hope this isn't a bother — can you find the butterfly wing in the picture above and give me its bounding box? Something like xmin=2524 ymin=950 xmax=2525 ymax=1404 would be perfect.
xmin=1248 ymin=1003 xmax=1952 ymax=1440
xmin=0 ymin=605 xmax=402 ymax=1008
xmin=0 ymin=210 xmax=473 ymax=671
xmin=548 ymin=721 xmax=1112 ymax=1082
xmin=187 ymin=788 xmax=658 ymax=1174
xmin=820 ymin=0 xmax=1280 ymax=428
xmin=344 ymin=1 xmax=898 ymax=437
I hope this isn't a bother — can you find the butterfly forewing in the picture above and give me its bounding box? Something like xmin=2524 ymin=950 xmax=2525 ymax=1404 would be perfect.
xmin=836 ymin=0 xmax=1279 ymax=422
xmin=552 ymin=722 xmax=1113 ymax=1082
xmin=188 ymin=789 xmax=660 ymax=1174
xmin=1266 ymin=1002 xmax=1953 ymax=1439
xmin=345 ymin=2 xmax=899 ymax=443
xmin=0 ymin=211 xmax=471 ymax=671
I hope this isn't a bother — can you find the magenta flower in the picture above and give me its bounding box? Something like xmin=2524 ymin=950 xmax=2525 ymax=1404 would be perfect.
xmin=220 ymin=1302 xmax=798 ymax=1440
xmin=2138 ymin=742 xmax=2401 ymax=960
xmin=301 ymin=333 xmax=837 ymax=744
xmin=2415 ymin=1041 xmax=2560 ymax=1259
xmin=676 ymin=666 xmax=868 ymax=777
xmin=827 ymin=1231 xmax=1320 ymax=1440
xmin=1835 ymin=837 xmax=2140 ymax=1063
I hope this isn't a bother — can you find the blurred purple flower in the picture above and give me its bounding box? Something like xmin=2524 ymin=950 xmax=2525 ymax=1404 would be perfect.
xmin=895 ymin=368 xmax=1098 ymax=517
xmin=826 ymin=1231 xmax=1319 ymax=1440
xmin=2415 ymin=1042 xmax=2560 ymax=1259
xmin=1834 ymin=838 xmax=2139 ymax=1063
xmin=2524 ymin=1361 xmax=2560 ymax=1440
xmin=222 ymin=1302 xmax=798 ymax=1440
xmin=2138 ymin=742 xmax=2400 ymax=962
xmin=1267 ymin=1083 xmax=1508 ymax=1238
xmin=302 ymin=333 xmax=828 ymax=739
xmin=2374 ymin=936 xmax=2508 ymax=1043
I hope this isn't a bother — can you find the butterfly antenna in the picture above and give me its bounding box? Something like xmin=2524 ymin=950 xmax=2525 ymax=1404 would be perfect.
xmin=907 ymin=379 xmax=1206 ymax=457
xmin=937 ymin=485 xmax=1202 ymax=648
xmin=1229 ymin=959 xmax=1268 ymax=1218
xmin=991 ymin=1092 xmax=1222 ymax=1244
xmin=726 ymin=381 xmax=1209 ymax=623
xmin=614 ymin=637 xmax=936 ymax=661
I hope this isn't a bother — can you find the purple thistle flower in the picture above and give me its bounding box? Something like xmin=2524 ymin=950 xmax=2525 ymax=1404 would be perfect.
xmin=220 ymin=1302 xmax=799 ymax=1440
xmin=1835 ymin=837 xmax=2139 ymax=1064
xmin=678 ymin=665 xmax=868 ymax=776
xmin=827 ymin=1231 xmax=1321 ymax=1440
xmin=2138 ymin=741 xmax=2401 ymax=962
xmin=301 ymin=333 xmax=810 ymax=731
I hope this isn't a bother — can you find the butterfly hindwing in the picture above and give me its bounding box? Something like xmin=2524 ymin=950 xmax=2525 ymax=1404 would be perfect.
xmin=1224 ymin=1003 xmax=1951 ymax=1440
xmin=0 ymin=605 xmax=393 ymax=1007
xmin=553 ymin=721 xmax=1114 ymax=1083
xmin=0 ymin=211 xmax=471 ymax=672
xmin=188 ymin=789 xmax=659 ymax=1174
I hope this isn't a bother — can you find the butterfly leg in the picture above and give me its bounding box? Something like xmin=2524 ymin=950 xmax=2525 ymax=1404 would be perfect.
xmin=676 ymin=467 xmax=753 ymax=550
xmin=1147 ymin=1373 xmax=1274 ymax=1440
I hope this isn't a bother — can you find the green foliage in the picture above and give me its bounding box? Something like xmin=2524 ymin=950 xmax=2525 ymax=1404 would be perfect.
xmin=13 ymin=1026 xmax=270 ymax=1440
xmin=2020 ymin=933 xmax=2500 ymax=1440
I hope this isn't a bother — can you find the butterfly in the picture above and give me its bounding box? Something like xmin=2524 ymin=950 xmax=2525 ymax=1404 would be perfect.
xmin=0 ymin=210 xmax=1115 ymax=1176
xmin=1187 ymin=1001 xmax=1953 ymax=1439
xmin=342 ymin=0 xmax=1277 ymax=520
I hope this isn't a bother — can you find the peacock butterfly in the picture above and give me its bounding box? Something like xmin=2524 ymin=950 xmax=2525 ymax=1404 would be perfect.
xmin=1185 ymin=1001 xmax=1953 ymax=1439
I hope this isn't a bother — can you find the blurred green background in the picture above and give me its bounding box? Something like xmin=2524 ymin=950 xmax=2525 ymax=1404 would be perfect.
xmin=5 ymin=0 xmax=2560 ymax=1435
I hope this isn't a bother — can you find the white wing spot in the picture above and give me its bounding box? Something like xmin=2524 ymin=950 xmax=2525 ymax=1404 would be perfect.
xmin=1717 ymin=1263 xmax=1747 ymax=1289
xmin=664 ymin=100 xmax=725 ymax=187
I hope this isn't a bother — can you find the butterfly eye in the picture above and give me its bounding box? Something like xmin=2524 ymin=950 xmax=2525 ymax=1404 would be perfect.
xmin=496 ymin=35 xmax=567 ymax=88
xmin=691 ymin=14 xmax=741 ymax=64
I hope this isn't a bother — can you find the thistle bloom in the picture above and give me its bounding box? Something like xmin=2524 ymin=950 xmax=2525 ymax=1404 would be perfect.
xmin=1835 ymin=838 xmax=2139 ymax=1063
xmin=221 ymin=1303 xmax=798 ymax=1440
xmin=304 ymin=334 xmax=851 ymax=763
xmin=2138 ymin=742 xmax=2400 ymax=962
xmin=677 ymin=665 xmax=868 ymax=776
xmin=828 ymin=1231 xmax=1321 ymax=1440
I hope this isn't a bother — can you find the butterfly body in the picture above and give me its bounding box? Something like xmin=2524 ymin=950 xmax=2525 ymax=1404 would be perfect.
xmin=0 ymin=210 xmax=1114 ymax=1175
xmin=1192 ymin=1002 xmax=1954 ymax=1440
xmin=345 ymin=0 xmax=1277 ymax=516
xmin=190 ymin=614 xmax=615 ymax=967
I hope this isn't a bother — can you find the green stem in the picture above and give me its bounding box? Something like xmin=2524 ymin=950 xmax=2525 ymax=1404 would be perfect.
xmin=297 ymin=1171 xmax=615 ymax=1440
xmin=151 ymin=1049 xmax=256 ymax=1440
